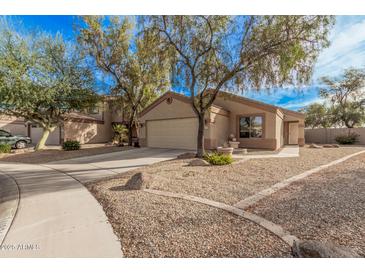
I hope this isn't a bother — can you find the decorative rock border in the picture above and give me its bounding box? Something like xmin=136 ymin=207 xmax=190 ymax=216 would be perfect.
xmin=144 ymin=188 xmax=298 ymax=246
xmin=234 ymin=150 xmax=365 ymax=209
xmin=0 ymin=172 xmax=20 ymax=245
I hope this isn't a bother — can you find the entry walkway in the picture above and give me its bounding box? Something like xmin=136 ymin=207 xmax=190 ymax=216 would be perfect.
xmin=234 ymin=145 xmax=299 ymax=160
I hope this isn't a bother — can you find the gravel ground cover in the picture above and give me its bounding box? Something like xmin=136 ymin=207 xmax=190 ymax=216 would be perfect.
xmin=248 ymin=153 xmax=365 ymax=257
xmin=87 ymin=179 xmax=291 ymax=257
xmin=0 ymin=145 xmax=134 ymax=164
xmin=138 ymin=146 xmax=364 ymax=205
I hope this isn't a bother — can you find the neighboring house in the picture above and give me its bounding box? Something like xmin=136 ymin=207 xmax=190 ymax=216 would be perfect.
xmin=0 ymin=98 xmax=128 ymax=145
xmin=138 ymin=91 xmax=305 ymax=150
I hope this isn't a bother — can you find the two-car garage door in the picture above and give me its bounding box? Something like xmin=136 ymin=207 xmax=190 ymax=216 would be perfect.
xmin=146 ymin=118 xmax=198 ymax=150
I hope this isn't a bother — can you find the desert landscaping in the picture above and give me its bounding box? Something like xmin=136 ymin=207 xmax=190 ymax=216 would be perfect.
xmin=86 ymin=145 xmax=365 ymax=257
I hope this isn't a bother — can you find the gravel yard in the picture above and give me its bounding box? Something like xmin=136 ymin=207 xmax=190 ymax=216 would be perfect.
xmin=248 ymin=153 xmax=365 ymax=257
xmin=136 ymin=146 xmax=364 ymax=205
xmin=87 ymin=180 xmax=291 ymax=257
xmin=0 ymin=145 xmax=134 ymax=164
xmin=85 ymin=145 xmax=364 ymax=257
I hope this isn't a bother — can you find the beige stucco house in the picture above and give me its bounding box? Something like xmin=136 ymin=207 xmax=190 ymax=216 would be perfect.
xmin=138 ymin=91 xmax=305 ymax=150
xmin=0 ymin=98 xmax=127 ymax=145
xmin=1 ymin=91 xmax=305 ymax=150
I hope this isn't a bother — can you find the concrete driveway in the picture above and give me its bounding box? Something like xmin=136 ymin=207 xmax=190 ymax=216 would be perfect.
xmin=0 ymin=147 xmax=186 ymax=257
xmin=44 ymin=147 xmax=189 ymax=183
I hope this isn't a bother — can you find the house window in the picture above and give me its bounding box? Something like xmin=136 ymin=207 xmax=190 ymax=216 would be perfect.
xmin=239 ymin=116 xmax=263 ymax=138
xmin=88 ymin=106 xmax=100 ymax=114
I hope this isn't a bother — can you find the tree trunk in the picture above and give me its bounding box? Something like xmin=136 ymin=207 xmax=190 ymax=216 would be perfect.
xmin=35 ymin=126 xmax=56 ymax=151
xmin=127 ymin=121 xmax=133 ymax=146
xmin=196 ymin=113 xmax=205 ymax=158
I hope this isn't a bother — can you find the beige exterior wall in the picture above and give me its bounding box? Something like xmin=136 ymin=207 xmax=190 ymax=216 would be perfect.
xmin=276 ymin=113 xmax=284 ymax=149
xmin=206 ymin=111 xmax=230 ymax=148
xmin=0 ymin=115 xmax=28 ymax=136
xmin=213 ymin=97 xmax=279 ymax=150
xmin=139 ymin=97 xmax=196 ymax=125
xmin=64 ymin=121 xmax=112 ymax=144
xmin=64 ymin=104 xmax=113 ymax=144
xmin=305 ymin=127 xmax=365 ymax=145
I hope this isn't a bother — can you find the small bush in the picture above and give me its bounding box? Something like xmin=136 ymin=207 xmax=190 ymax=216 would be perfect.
xmin=0 ymin=144 xmax=11 ymax=154
xmin=113 ymin=124 xmax=128 ymax=146
xmin=62 ymin=140 xmax=81 ymax=151
xmin=335 ymin=132 xmax=359 ymax=145
xmin=204 ymin=152 xmax=233 ymax=165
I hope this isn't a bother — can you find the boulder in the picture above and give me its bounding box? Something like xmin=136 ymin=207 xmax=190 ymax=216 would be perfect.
xmin=124 ymin=172 xmax=153 ymax=190
xmin=188 ymin=158 xmax=210 ymax=166
xmin=309 ymin=143 xmax=322 ymax=149
xmin=323 ymin=144 xmax=340 ymax=148
xmin=177 ymin=152 xmax=196 ymax=159
xmin=323 ymin=144 xmax=334 ymax=148
xmin=292 ymin=240 xmax=360 ymax=258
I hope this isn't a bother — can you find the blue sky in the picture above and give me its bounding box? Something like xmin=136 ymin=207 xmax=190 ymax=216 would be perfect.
xmin=4 ymin=15 xmax=365 ymax=110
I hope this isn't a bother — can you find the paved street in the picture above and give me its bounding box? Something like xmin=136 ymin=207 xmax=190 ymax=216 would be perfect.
xmin=0 ymin=148 xmax=185 ymax=257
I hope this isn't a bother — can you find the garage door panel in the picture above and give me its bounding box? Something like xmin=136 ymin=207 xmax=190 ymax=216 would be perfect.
xmin=31 ymin=126 xmax=60 ymax=145
xmin=147 ymin=118 xmax=197 ymax=150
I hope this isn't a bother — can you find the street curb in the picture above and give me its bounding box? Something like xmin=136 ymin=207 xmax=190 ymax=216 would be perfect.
xmin=0 ymin=171 xmax=20 ymax=246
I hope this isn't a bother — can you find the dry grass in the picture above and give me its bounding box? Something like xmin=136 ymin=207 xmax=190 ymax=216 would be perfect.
xmin=124 ymin=146 xmax=365 ymax=205
xmin=0 ymin=145 xmax=134 ymax=164
xmin=88 ymin=181 xmax=291 ymax=257
xmin=249 ymin=153 xmax=365 ymax=257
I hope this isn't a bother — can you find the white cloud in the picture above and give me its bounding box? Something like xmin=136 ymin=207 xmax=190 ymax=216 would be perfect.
xmin=279 ymin=97 xmax=325 ymax=110
xmin=314 ymin=16 xmax=365 ymax=79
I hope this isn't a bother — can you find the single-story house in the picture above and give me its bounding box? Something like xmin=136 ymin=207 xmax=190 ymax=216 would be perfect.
xmin=0 ymin=98 xmax=130 ymax=145
xmin=138 ymin=91 xmax=305 ymax=150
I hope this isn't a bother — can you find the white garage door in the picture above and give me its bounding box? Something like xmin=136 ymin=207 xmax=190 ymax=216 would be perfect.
xmin=147 ymin=118 xmax=198 ymax=150
xmin=30 ymin=126 xmax=60 ymax=145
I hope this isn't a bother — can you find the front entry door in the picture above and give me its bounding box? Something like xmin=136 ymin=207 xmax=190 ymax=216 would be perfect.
xmin=288 ymin=122 xmax=299 ymax=145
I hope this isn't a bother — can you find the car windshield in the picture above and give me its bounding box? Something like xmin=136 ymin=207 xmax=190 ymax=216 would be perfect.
xmin=0 ymin=130 xmax=11 ymax=137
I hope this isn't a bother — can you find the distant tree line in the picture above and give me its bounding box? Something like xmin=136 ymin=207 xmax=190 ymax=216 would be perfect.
xmin=302 ymin=68 xmax=365 ymax=129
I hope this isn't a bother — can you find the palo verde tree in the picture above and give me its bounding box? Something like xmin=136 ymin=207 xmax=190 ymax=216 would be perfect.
xmin=146 ymin=16 xmax=334 ymax=157
xmin=320 ymin=68 xmax=365 ymax=128
xmin=77 ymin=16 xmax=170 ymax=146
xmin=0 ymin=28 xmax=97 ymax=150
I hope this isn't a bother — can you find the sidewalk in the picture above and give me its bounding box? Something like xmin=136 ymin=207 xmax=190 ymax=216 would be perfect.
xmin=234 ymin=145 xmax=299 ymax=160
xmin=0 ymin=162 xmax=122 ymax=257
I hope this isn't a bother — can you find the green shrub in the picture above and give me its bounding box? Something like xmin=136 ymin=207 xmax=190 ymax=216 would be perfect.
xmin=62 ymin=140 xmax=81 ymax=151
xmin=335 ymin=132 xmax=359 ymax=145
xmin=204 ymin=152 xmax=233 ymax=165
xmin=112 ymin=124 xmax=128 ymax=146
xmin=0 ymin=144 xmax=11 ymax=154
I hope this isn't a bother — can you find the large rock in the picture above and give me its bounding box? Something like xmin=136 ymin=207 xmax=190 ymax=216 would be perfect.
xmin=323 ymin=144 xmax=340 ymax=148
xmin=292 ymin=240 xmax=360 ymax=258
xmin=124 ymin=172 xmax=153 ymax=190
xmin=323 ymin=144 xmax=334 ymax=148
xmin=188 ymin=158 xmax=210 ymax=166
xmin=309 ymin=143 xmax=322 ymax=149
xmin=177 ymin=152 xmax=196 ymax=159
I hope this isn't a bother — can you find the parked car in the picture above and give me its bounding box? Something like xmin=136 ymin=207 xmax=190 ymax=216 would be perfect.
xmin=0 ymin=129 xmax=32 ymax=149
